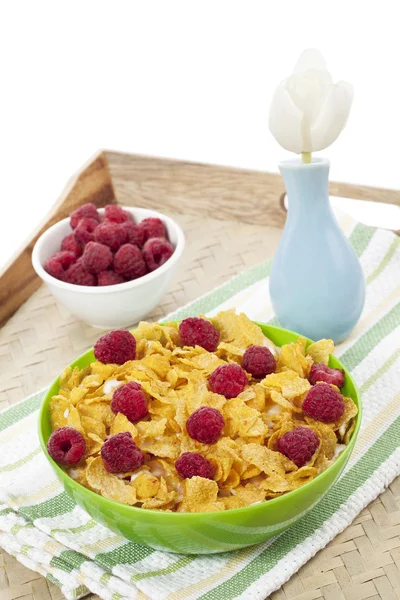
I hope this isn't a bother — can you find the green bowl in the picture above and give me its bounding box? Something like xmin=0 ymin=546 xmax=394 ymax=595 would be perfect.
xmin=38 ymin=322 xmax=361 ymax=554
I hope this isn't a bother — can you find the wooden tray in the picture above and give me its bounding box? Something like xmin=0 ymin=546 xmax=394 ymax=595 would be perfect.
xmin=1 ymin=151 xmax=399 ymax=600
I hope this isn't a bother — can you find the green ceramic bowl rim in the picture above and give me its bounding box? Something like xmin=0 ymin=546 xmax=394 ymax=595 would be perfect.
xmin=38 ymin=321 xmax=362 ymax=521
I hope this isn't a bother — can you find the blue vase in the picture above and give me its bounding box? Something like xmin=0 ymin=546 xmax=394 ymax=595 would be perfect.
xmin=269 ymin=158 xmax=365 ymax=343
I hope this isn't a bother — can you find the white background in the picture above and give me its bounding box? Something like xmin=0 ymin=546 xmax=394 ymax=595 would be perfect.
xmin=1 ymin=1 xmax=399 ymax=267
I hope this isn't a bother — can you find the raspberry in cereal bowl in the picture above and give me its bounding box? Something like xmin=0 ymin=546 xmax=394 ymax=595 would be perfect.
xmin=39 ymin=310 xmax=361 ymax=554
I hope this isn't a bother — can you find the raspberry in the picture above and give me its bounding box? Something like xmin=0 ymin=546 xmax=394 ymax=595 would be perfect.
xmin=94 ymin=221 xmax=128 ymax=252
xmin=70 ymin=202 xmax=100 ymax=229
xmin=111 ymin=381 xmax=148 ymax=422
xmin=73 ymin=217 xmax=99 ymax=245
xmin=64 ymin=260 xmax=96 ymax=286
xmin=175 ymin=452 xmax=214 ymax=479
xmin=186 ymin=407 xmax=225 ymax=444
xmin=101 ymin=432 xmax=145 ymax=473
xmin=120 ymin=221 xmax=145 ymax=248
xmin=44 ymin=251 xmax=76 ymax=280
xmin=242 ymin=346 xmax=276 ymax=378
xmin=277 ymin=427 xmax=320 ymax=467
xmin=44 ymin=256 xmax=65 ymax=280
xmin=94 ymin=329 xmax=136 ymax=364
xmin=309 ymin=363 xmax=345 ymax=388
xmin=302 ymin=382 xmax=345 ymax=423
xmin=55 ymin=251 xmax=77 ymax=269
xmin=47 ymin=426 xmax=86 ymax=466
xmin=142 ymin=238 xmax=174 ymax=272
xmin=139 ymin=217 xmax=166 ymax=242
xmin=97 ymin=270 xmax=126 ymax=286
xmin=179 ymin=318 xmax=220 ymax=352
xmin=114 ymin=244 xmax=147 ymax=280
xmin=104 ymin=204 xmax=133 ymax=224
xmin=61 ymin=233 xmax=83 ymax=257
xmin=82 ymin=241 xmax=113 ymax=274
xmin=209 ymin=364 xmax=248 ymax=399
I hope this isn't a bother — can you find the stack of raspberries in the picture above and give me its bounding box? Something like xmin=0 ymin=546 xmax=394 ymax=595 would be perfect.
xmin=43 ymin=203 xmax=175 ymax=286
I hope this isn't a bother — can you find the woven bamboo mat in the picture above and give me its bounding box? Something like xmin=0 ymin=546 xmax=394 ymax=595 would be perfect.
xmin=1 ymin=212 xmax=399 ymax=600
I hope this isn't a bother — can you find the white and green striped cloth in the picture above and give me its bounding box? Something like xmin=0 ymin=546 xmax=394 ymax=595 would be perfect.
xmin=1 ymin=217 xmax=399 ymax=600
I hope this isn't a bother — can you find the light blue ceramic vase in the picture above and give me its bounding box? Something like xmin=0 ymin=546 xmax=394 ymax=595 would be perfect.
xmin=269 ymin=158 xmax=365 ymax=343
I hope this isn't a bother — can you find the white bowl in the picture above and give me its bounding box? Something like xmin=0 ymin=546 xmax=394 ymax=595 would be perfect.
xmin=32 ymin=207 xmax=185 ymax=329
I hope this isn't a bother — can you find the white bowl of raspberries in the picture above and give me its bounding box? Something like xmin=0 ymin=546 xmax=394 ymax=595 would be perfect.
xmin=32 ymin=204 xmax=185 ymax=328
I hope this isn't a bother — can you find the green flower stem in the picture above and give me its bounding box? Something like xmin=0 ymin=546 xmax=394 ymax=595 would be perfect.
xmin=301 ymin=152 xmax=312 ymax=164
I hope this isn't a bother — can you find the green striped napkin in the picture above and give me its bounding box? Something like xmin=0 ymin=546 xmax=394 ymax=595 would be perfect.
xmin=1 ymin=218 xmax=399 ymax=600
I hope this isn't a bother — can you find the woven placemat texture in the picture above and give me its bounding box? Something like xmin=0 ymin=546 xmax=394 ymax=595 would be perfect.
xmin=1 ymin=212 xmax=400 ymax=600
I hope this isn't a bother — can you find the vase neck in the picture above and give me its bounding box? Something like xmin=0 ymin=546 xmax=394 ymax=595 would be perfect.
xmin=279 ymin=158 xmax=331 ymax=218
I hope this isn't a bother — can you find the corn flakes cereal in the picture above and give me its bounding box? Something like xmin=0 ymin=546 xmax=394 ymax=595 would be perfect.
xmin=223 ymin=398 xmax=268 ymax=439
xmin=81 ymin=416 xmax=106 ymax=440
xmin=277 ymin=338 xmax=312 ymax=378
xmin=86 ymin=433 xmax=104 ymax=456
xmin=86 ymin=457 xmax=137 ymax=504
xmin=241 ymin=443 xmax=296 ymax=477
xmin=306 ymin=339 xmax=334 ymax=365
xmin=304 ymin=419 xmax=337 ymax=460
xmin=142 ymin=435 xmax=181 ymax=460
xmin=262 ymin=370 xmax=311 ymax=399
xmin=241 ymin=385 xmax=266 ymax=412
xmin=223 ymin=483 xmax=266 ymax=509
xmin=141 ymin=477 xmax=176 ymax=509
xmin=132 ymin=472 xmax=161 ymax=499
xmin=69 ymin=387 xmax=90 ymax=405
xmin=269 ymin=390 xmax=302 ymax=413
xmin=140 ymin=355 xmax=171 ymax=379
xmin=90 ymin=362 xmax=118 ymax=382
xmin=69 ymin=465 xmax=90 ymax=487
xmin=67 ymin=405 xmax=84 ymax=435
xmin=217 ymin=342 xmax=245 ymax=361
xmin=110 ymin=413 xmax=138 ymax=439
xmin=206 ymin=437 xmax=246 ymax=483
xmin=133 ymin=321 xmax=164 ymax=343
xmin=180 ymin=477 xmax=224 ymax=513
xmin=336 ymin=396 xmax=358 ymax=438
xmin=137 ymin=418 xmax=167 ymax=441
xmin=78 ymin=402 xmax=114 ymax=428
xmin=211 ymin=310 xmax=275 ymax=353
xmin=50 ymin=395 xmax=71 ymax=430
xmin=48 ymin=310 xmax=358 ymax=513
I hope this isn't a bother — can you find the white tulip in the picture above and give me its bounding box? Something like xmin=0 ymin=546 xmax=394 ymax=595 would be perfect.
xmin=269 ymin=49 xmax=353 ymax=157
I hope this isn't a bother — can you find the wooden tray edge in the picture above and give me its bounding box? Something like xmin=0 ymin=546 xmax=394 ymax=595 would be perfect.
xmin=0 ymin=151 xmax=115 ymax=327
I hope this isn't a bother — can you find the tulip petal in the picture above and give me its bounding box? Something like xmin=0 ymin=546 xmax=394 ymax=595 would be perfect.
xmin=269 ymin=85 xmax=303 ymax=154
xmin=286 ymin=74 xmax=322 ymax=126
xmin=303 ymin=68 xmax=332 ymax=93
xmin=310 ymin=81 xmax=353 ymax=151
xmin=293 ymin=48 xmax=327 ymax=75
xmin=270 ymin=49 xmax=353 ymax=154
